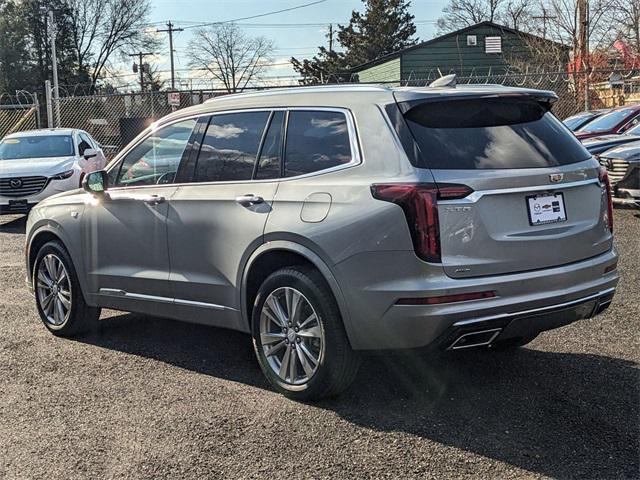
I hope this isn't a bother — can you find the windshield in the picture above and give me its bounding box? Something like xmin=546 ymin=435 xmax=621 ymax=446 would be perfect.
xmin=577 ymin=107 xmax=637 ymax=133
xmin=563 ymin=114 xmax=593 ymax=130
xmin=0 ymin=135 xmax=75 ymax=160
xmin=403 ymin=98 xmax=591 ymax=169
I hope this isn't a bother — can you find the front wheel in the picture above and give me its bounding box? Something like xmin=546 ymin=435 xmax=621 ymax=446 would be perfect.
xmin=252 ymin=266 xmax=360 ymax=401
xmin=33 ymin=241 xmax=101 ymax=336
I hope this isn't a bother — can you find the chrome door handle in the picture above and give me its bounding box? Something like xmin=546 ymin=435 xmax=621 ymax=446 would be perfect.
xmin=142 ymin=195 xmax=166 ymax=206
xmin=235 ymin=194 xmax=264 ymax=206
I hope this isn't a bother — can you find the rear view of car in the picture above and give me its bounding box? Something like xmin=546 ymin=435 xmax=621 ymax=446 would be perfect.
xmin=0 ymin=129 xmax=105 ymax=214
xmin=24 ymin=84 xmax=618 ymax=400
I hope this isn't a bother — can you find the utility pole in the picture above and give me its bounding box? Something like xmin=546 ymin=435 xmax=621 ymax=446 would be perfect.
xmin=577 ymin=0 xmax=590 ymax=109
xmin=328 ymin=23 xmax=334 ymax=52
xmin=44 ymin=9 xmax=61 ymax=127
xmin=532 ymin=7 xmax=556 ymax=39
xmin=157 ymin=21 xmax=183 ymax=90
xmin=129 ymin=52 xmax=154 ymax=92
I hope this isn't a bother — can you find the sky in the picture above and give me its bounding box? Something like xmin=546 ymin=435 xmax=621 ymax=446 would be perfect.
xmin=120 ymin=0 xmax=448 ymax=90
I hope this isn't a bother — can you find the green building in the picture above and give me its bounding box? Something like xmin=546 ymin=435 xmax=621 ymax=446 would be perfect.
xmin=352 ymin=21 xmax=569 ymax=84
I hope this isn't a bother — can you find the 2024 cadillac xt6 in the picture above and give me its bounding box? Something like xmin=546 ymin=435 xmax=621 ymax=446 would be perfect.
xmin=25 ymin=84 xmax=618 ymax=400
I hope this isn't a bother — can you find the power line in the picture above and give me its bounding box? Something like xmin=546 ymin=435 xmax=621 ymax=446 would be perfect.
xmin=180 ymin=0 xmax=329 ymax=30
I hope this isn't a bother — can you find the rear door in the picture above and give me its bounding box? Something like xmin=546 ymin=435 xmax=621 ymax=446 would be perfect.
xmin=396 ymin=94 xmax=612 ymax=278
xmin=166 ymin=110 xmax=282 ymax=328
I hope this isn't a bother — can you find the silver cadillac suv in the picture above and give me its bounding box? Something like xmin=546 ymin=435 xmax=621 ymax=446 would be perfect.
xmin=25 ymin=84 xmax=619 ymax=400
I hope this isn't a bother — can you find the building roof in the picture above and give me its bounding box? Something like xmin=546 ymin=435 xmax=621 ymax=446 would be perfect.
xmin=350 ymin=21 xmax=569 ymax=73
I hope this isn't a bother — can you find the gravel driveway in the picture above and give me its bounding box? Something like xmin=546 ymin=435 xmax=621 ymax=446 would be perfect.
xmin=0 ymin=210 xmax=638 ymax=479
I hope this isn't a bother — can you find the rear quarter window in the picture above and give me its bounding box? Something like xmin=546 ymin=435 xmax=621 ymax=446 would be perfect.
xmin=284 ymin=110 xmax=353 ymax=177
xmin=403 ymin=98 xmax=591 ymax=169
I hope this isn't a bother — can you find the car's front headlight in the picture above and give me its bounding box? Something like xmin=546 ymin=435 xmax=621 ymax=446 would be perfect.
xmin=51 ymin=169 xmax=75 ymax=180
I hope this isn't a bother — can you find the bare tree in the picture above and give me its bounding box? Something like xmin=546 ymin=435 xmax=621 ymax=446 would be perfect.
xmin=187 ymin=24 xmax=275 ymax=93
xmin=613 ymin=0 xmax=640 ymax=51
xmin=437 ymin=0 xmax=504 ymax=33
xmin=541 ymin=0 xmax=617 ymax=50
xmin=65 ymin=0 xmax=155 ymax=89
xmin=499 ymin=0 xmax=533 ymax=30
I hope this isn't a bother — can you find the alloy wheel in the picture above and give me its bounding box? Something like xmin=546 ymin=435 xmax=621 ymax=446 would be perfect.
xmin=259 ymin=287 xmax=324 ymax=385
xmin=36 ymin=254 xmax=72 ymax=327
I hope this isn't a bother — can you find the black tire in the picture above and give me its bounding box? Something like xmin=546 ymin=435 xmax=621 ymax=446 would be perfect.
xmin=252 ymin=266 xmax=360 ymax=401
xmin=33 ymin=241 xmax=101 ymax=337
xmin=489 ymin=333 xmax=538 ymax=351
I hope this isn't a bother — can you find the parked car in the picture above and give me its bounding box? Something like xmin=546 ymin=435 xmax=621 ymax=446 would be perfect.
xmin=598 ymin=140 xmax=640 ymax=206
xmin=0 ymin=128 xmax=106 ymax=215
xmin=25 ymin=85 xmax=618 ymax=400
xmin=575 ymin=104 xmax=640 ymax=140
xmin=563 ymin=109 xmax=608 ymax=131
xmin=581 ymin=122 xmax=640 ymax=155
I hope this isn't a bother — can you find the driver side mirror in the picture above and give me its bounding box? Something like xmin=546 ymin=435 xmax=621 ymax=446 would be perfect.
xmin=82 ymin=170 xmax=109 ymax=196
xmin=83 ymin=148 xmax=98 ymax=160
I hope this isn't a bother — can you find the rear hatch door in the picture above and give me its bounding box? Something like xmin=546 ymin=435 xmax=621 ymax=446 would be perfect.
xmin=395 ymin=91 xmax=612 ymax=278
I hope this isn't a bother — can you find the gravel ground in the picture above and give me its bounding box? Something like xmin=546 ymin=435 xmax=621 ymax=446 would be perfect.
xmin=0 ymin=210 xmax=638 ymax=480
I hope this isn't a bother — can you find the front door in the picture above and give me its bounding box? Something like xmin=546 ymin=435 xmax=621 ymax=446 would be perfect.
xmin=83 ymin=118 xmax=197 ymax=309
xmin=167 ymin=110 xmax=283 ymax=329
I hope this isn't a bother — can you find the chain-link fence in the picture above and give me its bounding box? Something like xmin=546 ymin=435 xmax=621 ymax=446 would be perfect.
xmin=54 ymin=90 xmax=229 ymax=157
xmin=0 ymin=93 xmax=40 ymax=139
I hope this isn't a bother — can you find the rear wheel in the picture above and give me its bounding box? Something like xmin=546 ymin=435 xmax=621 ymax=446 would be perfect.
xmin=252 ymin=266 xmax=360 ymax=401
xmin=34 ymin=241 xmax=100 ymax=337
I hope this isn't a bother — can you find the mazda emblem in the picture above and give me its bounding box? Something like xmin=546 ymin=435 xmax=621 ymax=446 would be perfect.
xmin=549 ymin=173 xmax=563 ymax=183
xmin=9 ymin=178 xmax=22 ymax=189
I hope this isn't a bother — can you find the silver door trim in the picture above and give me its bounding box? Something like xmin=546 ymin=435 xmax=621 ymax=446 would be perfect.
xmin=439 ymin=178 xmax=600 ymax=204
xmin=98 ymin=288 xmax=236 ymax=311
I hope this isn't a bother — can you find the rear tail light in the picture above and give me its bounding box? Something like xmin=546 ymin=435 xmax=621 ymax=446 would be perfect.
xmin=598 ymin=167 xmax=614 ymax=233
xmin=370 ymin=183 xmax=472 ymax=263
xmin=396 ymin=290 xmax=496 ymax=305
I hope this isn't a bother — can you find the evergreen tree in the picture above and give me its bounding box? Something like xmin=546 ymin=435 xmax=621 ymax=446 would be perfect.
xmin=292 ymin=0 xmax=418 ymax=84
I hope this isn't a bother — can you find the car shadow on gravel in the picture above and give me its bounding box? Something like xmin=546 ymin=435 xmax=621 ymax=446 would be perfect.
xmin=79 ymin=312 xmax=638 ymax=479
xmin=0 ymin=215 xmax=26 ymax=234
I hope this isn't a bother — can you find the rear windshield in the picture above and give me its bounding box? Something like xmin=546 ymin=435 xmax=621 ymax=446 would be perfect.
xmin=403 ymin=98 xmax=591 ymax=169
xmin=0 ymin=135 xmax=74 ymax=160
xmin=577 ymin=107 xmax=637 ymax=133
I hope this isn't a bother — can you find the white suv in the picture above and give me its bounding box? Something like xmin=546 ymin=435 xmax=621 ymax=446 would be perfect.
xmin=0 ymin=128 xmax=107 ymax=214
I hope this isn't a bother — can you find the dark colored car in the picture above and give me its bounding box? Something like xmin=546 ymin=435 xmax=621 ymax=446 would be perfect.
xmin=563 ymin=109 xmax=608 ymax=131
xmin=575 ymin=104 xmax=640 ymax=140
xmin=581 ymin=122 xmax=640 ymax=155
xmin=598 ymin=140 xmax=640 ymax=206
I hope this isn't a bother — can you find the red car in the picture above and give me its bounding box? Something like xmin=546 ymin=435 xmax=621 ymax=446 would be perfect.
xmin=575 ymin=104 xmax=640 ymax=140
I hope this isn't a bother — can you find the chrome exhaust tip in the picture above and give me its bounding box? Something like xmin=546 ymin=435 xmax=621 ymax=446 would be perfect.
xmin=593 ymin=300 xmax=612 ymax=316
xmin=448 ymin=328 xmax=502 ymax=350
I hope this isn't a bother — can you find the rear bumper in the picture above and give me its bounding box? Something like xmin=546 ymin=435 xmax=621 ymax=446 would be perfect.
xmin=440 ymin=287 xmax=615 ymax=350
xmin=335 ymin=248 xmax=618 ymax=350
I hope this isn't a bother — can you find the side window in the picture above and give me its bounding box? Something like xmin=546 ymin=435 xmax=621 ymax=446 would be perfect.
xmin=284 ymin=110 xmax=353 ymax=177
xmin=195 ymin=111 xmax=270 ymax=183
xmin=113 ymin=119 xmax=196 ymax=187
xmin=621 ymin=114 xmax=640 ymax=132
xmin=78 ymin=133 xmax=92 ymax=156
xmin=255 ymin=111 xmax=284 ymax=180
